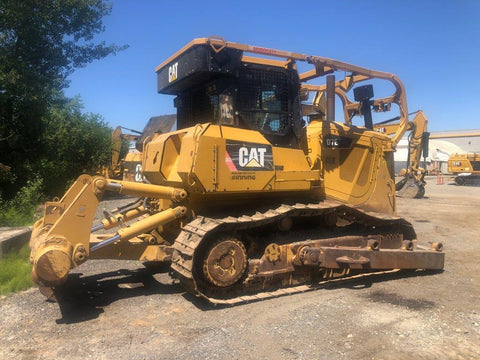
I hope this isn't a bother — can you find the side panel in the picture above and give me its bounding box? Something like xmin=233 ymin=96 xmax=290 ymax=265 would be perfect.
xmin=143 ymin=129 xmax=188 ymax=187
xmin=191 ymin=125 xmax=318 ymax=193
xmin=144 ymin=123 xmax=319 ymax=195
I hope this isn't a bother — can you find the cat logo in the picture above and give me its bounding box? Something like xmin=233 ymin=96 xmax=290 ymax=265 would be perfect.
xmin=168 ymin=62 xmax=178 ymax=83
xmin=225 ymin=141 xmax=273 ymax=172
xmin=239 ymin=147 xmax=267 ymax=168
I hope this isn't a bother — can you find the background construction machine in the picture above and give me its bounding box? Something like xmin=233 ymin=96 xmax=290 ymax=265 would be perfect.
xmin=448 ymin=153 xmax=480 ymax=185
xmin=103 ymin=115 xmax=176 ymax=182
xmin=373 ymin=111 xmax=430 ymax=198
xmin=103 ymin=125 xmax=142 ymax=181
xmin=29 ymin=37 xmax=443 ymax=305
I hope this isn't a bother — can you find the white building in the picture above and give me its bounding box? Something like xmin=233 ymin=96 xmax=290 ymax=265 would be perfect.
xmin=393 ymin=130 xmax=480 ymax=174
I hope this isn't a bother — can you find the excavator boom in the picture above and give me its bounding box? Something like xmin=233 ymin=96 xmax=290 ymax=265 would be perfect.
xmin=373 ymin=110 xmax=430 ymax=198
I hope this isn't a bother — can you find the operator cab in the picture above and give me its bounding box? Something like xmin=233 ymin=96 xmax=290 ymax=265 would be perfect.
xmin=156 ymin=44 xmax=303 ymax=148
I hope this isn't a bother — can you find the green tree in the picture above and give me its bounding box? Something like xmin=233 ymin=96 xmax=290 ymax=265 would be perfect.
xmin=0 ymin=0 xmax=125 ymax=198
xmin=39 ymin=96 xmax=112 ymax=196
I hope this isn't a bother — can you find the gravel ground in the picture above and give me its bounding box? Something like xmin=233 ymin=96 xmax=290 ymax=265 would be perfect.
xmin=1 ymin=177 xmax=479 ymax=360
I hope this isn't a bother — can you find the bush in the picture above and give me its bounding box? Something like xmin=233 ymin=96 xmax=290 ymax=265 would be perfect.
xmin=0 ymin=96 xmax=113 ymax=213
xmin=0 ymin=176 xmax=43 ymax=226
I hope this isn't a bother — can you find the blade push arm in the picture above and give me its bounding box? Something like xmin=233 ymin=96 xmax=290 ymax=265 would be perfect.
xmin=29 ymin=175 xmax=188 ymax=286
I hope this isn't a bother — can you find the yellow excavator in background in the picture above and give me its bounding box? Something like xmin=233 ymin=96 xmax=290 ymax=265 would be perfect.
xmin=29 ymin=37 xmax=443 ymax=305
xmin=448 ymin=153 xmax=480 ymax=185
xmin=102 ymin=125 xmax=142 ymax=181
xmin=103 ymin=115 xmax=177 ymax=182
xmin=373 ymin=111 xmax=430 ymax=198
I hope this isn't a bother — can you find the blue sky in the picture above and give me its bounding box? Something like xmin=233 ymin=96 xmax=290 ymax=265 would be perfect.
xmin=64 ymin=0 xmax=479 ymax=132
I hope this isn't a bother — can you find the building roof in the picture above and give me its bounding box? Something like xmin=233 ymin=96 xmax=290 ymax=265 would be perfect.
xmin=430 ymin=129 xmax=480 ymax=139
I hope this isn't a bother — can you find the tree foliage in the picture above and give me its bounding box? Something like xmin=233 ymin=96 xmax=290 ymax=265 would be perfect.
xmin=0 ymin=0 xmax=125 ymax=201
xmin=0 ymin=0 xmax=124 ymax=92
xmin=39 ymin=97 xmax=112 ymax=195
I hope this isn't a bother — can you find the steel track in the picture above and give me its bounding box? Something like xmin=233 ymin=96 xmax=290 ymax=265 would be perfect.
xmin=171 ymin=200 xmax=416 ymax=305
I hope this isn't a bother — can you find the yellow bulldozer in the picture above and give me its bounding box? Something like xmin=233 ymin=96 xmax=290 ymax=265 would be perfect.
xmin=29 ymin=37 xmax=444 ymax=304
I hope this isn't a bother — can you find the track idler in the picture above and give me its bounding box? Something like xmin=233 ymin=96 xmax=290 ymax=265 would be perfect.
xmin=201 ymin=236 xmax=248 ymax=287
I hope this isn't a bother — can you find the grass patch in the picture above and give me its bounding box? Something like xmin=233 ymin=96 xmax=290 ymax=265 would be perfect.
xmin=0 ymin=244 xmax=33 ymax=295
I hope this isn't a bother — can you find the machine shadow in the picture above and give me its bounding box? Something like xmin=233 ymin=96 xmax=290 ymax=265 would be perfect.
xmin=54 ymin=267 xmax=183 ymax=324
xmin=54 ymin=268 xmax=444 ymax=321
xmin=320 ymin=269 xmax=444 ymax=291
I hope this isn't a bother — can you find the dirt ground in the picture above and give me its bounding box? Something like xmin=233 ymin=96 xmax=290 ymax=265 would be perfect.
xmin=1 ymin=177 xmax=479 ymax=360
